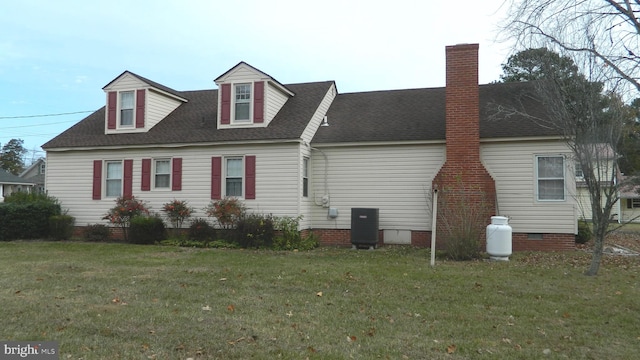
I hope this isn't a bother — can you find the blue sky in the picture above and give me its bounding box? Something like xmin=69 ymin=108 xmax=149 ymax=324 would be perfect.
xmin=0 ymin=0 xmax=512 ymax=161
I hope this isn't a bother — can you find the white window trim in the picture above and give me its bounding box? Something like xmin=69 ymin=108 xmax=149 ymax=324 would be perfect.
xmin=224 ymin=156 xmax=245 ymax=198
xmin=535 ymin=155 xmax=566 ymax=202
xmin=233 ymin=83 xmax=253 ymax=123
xmin=105 ymin=160 xmax=123 ymax=198
xmin=153 ymin=158 xmax=172 ymax=190
xmin=118 ymin=90 xmax=136 ymax=129
xmin=303 ymin=157 xmax=309 ymax=198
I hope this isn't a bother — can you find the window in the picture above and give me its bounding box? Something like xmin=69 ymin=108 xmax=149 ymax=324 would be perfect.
xmin=537 ymin=155 xmax=565 ymax=201
xmin=120 ymin=91 xmax=134 ymax=127
xmin=303 ymin=158 xmax=309 ymax=197
xmin=234 ymin=83 xmax=251 ymax=121
xmin=154 ymin=159 xmax=171 ymax=188
xmin=105 ymin=161 xmax=122 ymax=197
xmin=39 ymin=162 xmax=46 ymax=174
xmin=575 ymin=164 xmax=584 ymax=178
xmin=627 ymin=198 xmax=640 ymax=208
xmin=226 ymin=158 xmax=243 ymax=196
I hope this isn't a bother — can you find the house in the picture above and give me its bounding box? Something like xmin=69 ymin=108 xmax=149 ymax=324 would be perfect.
xmin=19 ymin=158 xmax=46 ymax=194
xmin=0 ymin=169 xmax=34 ymax=201
xmin=618 ymin=176 xmax=640 ymax=223
xmin=42 ymin=43 xmax=578 ymax=251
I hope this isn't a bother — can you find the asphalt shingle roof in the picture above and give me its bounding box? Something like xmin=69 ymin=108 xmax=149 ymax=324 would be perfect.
xmin=312 ymin=81 xmax=559 ymax=144
xmin=0 ymin=169 xmax=33 ymax=184
xmin=42 ymin=78 xmax=558 ymax=150
xmin=42 ymin=81 xmax=335 ymax=149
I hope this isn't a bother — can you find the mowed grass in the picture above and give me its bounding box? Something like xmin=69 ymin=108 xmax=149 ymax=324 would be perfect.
xmin=0 ymin=242 xmax=638 ymax=359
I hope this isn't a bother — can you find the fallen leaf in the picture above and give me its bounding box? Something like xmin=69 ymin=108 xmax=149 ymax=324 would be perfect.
xmin=347 ymin=335 xmax=357 ymax=342
xmin=562 ymin=312 xmax=570 ymax=318
xmin=307 ymin=346 xmax=317 ymax=353
xmin=219 ymin=278 xmax=227 ymax=281
xmin=202 ymin=305 xmax=211 ymax=311
xmin=447 ymin=344 xmax=456 ymax=354
xmin=227 ymin=304 xmax=235 ymax=312
xmin=316 ymin=291 xmax=323 ymax=297
xmin=286 ymin=311 xmax=293 ymax=317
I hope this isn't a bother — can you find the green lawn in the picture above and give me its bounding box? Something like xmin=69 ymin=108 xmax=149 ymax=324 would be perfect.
xmin=0 ymin=242 xmax=638 ymax=359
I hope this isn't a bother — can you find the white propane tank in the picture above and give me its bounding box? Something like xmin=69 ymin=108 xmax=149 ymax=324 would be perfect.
xmin=486 ymin=216 xmax=512 ymax=261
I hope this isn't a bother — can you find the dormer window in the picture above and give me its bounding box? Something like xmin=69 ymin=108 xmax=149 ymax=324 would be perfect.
xmin=235 ymin=84 xmax=252 ymax=121
xmin=120 ymin=91 xmax=135 ymax=127
xmin=215 ymin=61 xmax=295 ymax=128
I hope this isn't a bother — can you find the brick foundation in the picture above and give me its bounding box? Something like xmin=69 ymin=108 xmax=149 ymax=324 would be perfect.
xmin=310 ymin=229 xmax=574 ymax=251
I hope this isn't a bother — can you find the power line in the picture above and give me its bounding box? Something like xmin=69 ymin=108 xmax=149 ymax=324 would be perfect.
xmin=2 ymin=119 xmax=78 ymax=129
xmin=0 ymin=110 xmax=94 ymax=119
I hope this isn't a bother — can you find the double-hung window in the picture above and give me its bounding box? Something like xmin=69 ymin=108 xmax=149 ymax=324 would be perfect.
xmin=303 ymin=158 xmax=309 ymax=197
xmin=226 ymin=158 xmax=243 ymax=196
xmin=234 ymin=84 xmax=251 ymax=121
xmin=536 ymin=155 xmax=565 ymax=201
xmin=120 ymin=91 xmax=134 ymax=127
xmin=154 ymin=159 xmax=171 ymax=189
xmin=106 ymin=161 xmax=122 ymax=197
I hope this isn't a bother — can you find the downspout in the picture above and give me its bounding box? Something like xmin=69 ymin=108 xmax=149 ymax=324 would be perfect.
xmin=430 ymin=189 xmax=438 ymax=267
xmin=311 ymin=147 xmax=330 ymax=209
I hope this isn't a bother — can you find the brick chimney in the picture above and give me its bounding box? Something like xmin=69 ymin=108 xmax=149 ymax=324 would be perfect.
xmin=432 ymin=44 xmax=496 ymax=247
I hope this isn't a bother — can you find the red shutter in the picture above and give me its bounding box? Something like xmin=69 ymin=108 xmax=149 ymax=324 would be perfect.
xmin=253 ymin=81 xmax=264 ymax=123
xmin=107 ymin=92 xmax=117 ymax=129
xmin=172 ymin=157 xmax=182 ymax=191
xmin=141 ymin=158 xmax=151 ymax=191
xmin=220 ymin=84 xmax=231 ymax=125
xmin=135 ymin=89 xmax=145 ymax=128
xmin=92 ymin=160 xmax=102 ymax=200
xmin=245 ymin=155 xmax=256 ymax=200
xmin=211 ymin=157 xmax=222 ymax=199
xmin=123 ymin=159 xmax=133 ymax=197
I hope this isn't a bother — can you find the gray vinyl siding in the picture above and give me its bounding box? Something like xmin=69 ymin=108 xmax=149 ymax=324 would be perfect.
xmin=309 ymin=143 xmax=445 ymax=231
xmin=481 ymin=140 xmax=577 ymax=234
xmin=46 ymin=143 xmax=304 ymax=228
xmin=146 ymin=89 xmax=183 ymax=129
xmin=265 ymin=82 xmax=290 ymax=124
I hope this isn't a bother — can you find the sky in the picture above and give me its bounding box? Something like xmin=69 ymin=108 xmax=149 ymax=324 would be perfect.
xmin=0 ymin=0 xmax=514 ymax=162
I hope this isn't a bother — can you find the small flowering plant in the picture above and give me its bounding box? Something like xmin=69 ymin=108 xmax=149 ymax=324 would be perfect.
xmin=205 ymin=197 xmax=246 ymax=229
xmin=162 ymin=199 xmax=194 ymax=229
xmin=102 ymin=195 xmax=149 ymax=241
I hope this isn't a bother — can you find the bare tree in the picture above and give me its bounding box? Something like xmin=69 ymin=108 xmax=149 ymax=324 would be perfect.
xmin=492 ymin=46 xmax=633 ymax=275
xmin=502 ymin=1 xmax=640 ymax=275
xmin=502 ymin=0 xmax=640 ymax=93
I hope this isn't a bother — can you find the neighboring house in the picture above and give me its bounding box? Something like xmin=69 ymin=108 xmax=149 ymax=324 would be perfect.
xmin=619 ymin=176 xmax=640 ymax=223
xmin=19 ymin=158 xmax=46 ymax=194
xmin=572 ymin=144 xmax=622 ymax=223
xmin=0 ymin=169 xmax=34 ymax=201
xmin=42 ymin=44 xmax=578 ymax=251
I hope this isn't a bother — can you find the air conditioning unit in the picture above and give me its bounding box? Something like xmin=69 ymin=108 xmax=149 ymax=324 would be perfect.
xmin=351 ymin=208 xmax=379 ymax=249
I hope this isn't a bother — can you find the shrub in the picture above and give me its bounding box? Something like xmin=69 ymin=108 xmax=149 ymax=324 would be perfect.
xmin=272 ymin=215 xmax=319 ymax=251
xmin=236 ymin=214 xmax=275 ymax=248
xmin=436 ymin=187 xmax=488 ymax=261
xmin=3 ymin=192 xmax=59 ymax=205
xmin=162 ymin=199 xmax=194 ymax=229
xmin=49 ymin=215 xmax=75 ymax=241
xmin=102 ymin=196 xmax=149 ymax=242
xmin=204 ymin=197 xmax=246 ymax=229
xmin=84 ymin=224 xmax=110 ymax=242
xmin=188 ymin=218 xmax=216 ymax=243
xmin=576 ymin=220 xmax=592 ymax=244
xmin=0 ymin=201 xmax=61 ymax=241
xmin=129 ymin=215 xmax=166 ymax=245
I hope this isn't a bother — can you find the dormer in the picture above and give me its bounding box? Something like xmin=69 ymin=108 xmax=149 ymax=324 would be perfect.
xmin=214 ymin=62 xmax=295 ymax=129
xmin=102 ymin=71 xmax=188 ymax=134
